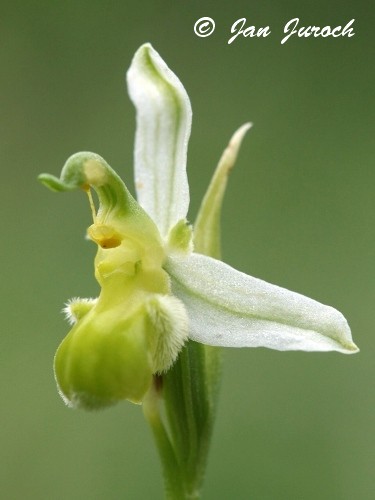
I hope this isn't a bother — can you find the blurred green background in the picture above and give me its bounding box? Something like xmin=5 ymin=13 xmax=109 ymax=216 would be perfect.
xmin=1 ymin=1 xmax=374 ymax=499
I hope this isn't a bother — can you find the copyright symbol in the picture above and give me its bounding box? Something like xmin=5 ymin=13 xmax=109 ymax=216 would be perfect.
xmin=194 ymin=17 xmax=215 ymax=38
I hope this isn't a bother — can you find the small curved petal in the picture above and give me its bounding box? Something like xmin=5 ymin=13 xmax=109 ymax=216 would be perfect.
xmin=127 ymin=43 xmax=192 ymax=237
xmin=165 ymin=253 xmax=358 ymax=354
xmin=63 ymin=297 xmax=98 ymax=325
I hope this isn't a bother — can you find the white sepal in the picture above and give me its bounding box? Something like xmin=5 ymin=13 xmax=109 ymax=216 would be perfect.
xmin=165 ymin=253 xmax=358 ymax=354
xmin=127 ymin=43 xmax=192 ymax=237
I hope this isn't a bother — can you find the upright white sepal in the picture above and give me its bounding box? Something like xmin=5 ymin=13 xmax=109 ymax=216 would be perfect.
xmin=127 ymin=43 xmax=192 ymax=237
xmin=165 ymin=253 xmax=359 ymax=354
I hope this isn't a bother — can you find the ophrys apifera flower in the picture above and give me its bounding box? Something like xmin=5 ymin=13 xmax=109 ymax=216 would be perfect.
xmin=39 ymin=43 xmax=358 ymax=411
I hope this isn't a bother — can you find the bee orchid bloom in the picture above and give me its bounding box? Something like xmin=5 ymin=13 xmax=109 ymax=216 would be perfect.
xmin=39 ymin=43 xmax=358 ymax=410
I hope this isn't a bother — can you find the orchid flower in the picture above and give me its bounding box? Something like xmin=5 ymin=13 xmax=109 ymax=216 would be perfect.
xmin=39 ymin=43 xmax=358 ymax=498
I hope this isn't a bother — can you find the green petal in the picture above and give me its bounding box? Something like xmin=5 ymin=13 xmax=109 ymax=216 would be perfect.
xmin=127 ymin=43 xmax=192 ymax=237
xmin=38 ymin=151 xmax=162 ymax=248
xmin=194 ymin=123 xmax=252 ymax=259
xmin=165 ymin=253 xmax=359 ymax=354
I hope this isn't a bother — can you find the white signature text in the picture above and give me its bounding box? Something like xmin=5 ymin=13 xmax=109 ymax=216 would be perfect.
xmin=227 ymin=17 xmax=355 ymax=44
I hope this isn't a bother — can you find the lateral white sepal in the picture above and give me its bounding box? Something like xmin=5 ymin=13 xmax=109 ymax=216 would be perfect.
xmin=165 ymin=253 xmax=358 ymax=354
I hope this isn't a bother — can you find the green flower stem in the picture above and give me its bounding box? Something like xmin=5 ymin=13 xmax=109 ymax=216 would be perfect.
xmin=179 ymin=347 xmax=199 ymax=472
xmin=143 ymin=378 xmax=185 ymax=500
xmin=162 ymin=343 xmax=217 ymax=499
xmin=144 ymin=348 xmax=210 ymax=498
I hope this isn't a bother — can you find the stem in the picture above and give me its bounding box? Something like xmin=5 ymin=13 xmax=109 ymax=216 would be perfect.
xmin=143 ymin=377 xmax=185 ymax=500
xmin=179 ymin=348 xmax=199 ymax=475
xmin=162 ymin=341 xmax=221 ymax=499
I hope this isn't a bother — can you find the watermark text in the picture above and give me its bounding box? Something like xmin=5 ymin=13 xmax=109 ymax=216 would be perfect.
xmin=193 ymin=17 xmax=356 ymax=44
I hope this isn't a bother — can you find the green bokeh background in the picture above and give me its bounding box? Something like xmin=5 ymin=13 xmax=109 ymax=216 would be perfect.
xmin=2 ymin=1 xmax=374 ymax=499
